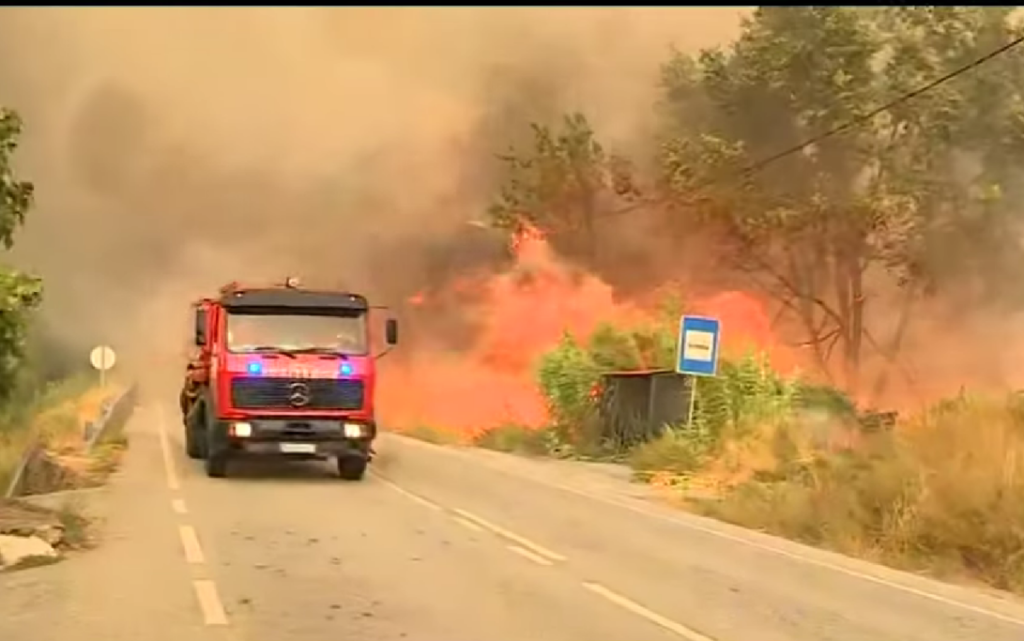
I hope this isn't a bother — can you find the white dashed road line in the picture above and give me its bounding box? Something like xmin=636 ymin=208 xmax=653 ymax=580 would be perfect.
xmin=453 ymin=516 xmax=485 ymax=533
xmin=375 ymin=472 xmax=568 ymax=565
xmin=394 ymin=436 xmax=1024 ymax=629
xmin=452 ymin=508 xmax=566 ymax=563
xmin=178 ymin=525 xmax=206 ymax=565
xmin=156 ymin=407 xmax=230 ymax=628
xmin=156 ymin=407 xmax=181 ymax=491
xmin=582 ymin=582 xmax=716 ymax=641
xmin=372 ymin=472 xmax=443 ymax=511
xmin=506 ymin=545 xmax=554 ymax=566
xmin=192 ymin=579 xmax=229 ymax=626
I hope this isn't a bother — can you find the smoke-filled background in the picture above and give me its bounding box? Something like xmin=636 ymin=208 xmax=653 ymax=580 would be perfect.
xmin=0 ymin=8 xmax=747 ymax=391
xmin=6 ymin=7 xmax=1024 ymax=431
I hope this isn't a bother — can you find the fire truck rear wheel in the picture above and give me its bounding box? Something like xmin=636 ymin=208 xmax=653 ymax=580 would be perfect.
xmin=336 ymin=455 xmax=367 ymax=481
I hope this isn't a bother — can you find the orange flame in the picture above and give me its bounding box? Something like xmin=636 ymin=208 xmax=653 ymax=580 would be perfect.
xmin=379 ymin=224 xmax=794 ymax=438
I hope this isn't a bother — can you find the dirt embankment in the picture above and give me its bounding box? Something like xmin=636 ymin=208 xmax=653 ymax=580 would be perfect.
xmin=0 ymin=382 xmax=131 ymax=570
xmin=14 ymin=383 xmax=132 ymax=497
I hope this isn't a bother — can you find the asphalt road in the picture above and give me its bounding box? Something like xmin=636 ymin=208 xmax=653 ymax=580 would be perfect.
xmin=4 ymin=403 xmax=1024 ymax=641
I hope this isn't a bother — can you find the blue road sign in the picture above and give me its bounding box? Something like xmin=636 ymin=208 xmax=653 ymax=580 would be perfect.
xmin=676 ymin=315 xmax=721 ymax=377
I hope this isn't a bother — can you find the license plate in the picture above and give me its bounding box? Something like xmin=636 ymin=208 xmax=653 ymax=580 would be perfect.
xmin=280 ymin=443 xmax=316 ymax=454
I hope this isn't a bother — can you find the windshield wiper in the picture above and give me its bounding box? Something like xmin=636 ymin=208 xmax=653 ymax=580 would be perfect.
xmin=241 ymin=346 xmax=296 ymax=358
xmin=280 ymin=347 xmax=351 ymax=358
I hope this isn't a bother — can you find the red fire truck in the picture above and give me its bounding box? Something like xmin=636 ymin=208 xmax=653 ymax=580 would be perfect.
xmin=179 ymin=277 xmax=398 ymax=480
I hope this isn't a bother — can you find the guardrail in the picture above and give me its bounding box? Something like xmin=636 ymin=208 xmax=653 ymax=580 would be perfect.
xmin=4 ymin=383 xmax=138 ymax=499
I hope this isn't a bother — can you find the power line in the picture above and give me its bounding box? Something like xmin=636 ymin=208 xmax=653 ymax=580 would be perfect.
xmin=491 ymin=30 xmax=1024 ymax=234
xmin=602 ymin=30 xmax=1024 ymax=220
xmin=722 ymin=32 xmax=1024 ymax=183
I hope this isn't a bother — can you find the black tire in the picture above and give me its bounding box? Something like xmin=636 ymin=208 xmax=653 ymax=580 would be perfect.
xmin=179 ymin=388 xmax=190 ymax=418
xmin=185 ymin=426 xmax=205 ymax=460
xmin=184 ymin=397 xmax=208 ymax=460
xmin=205 ymin=449 xmax=229 ymax=478
xmin=337 ymin=455 xmax=367 ymax=481
xmin=203 ymin=400 xmax=229 ymax=478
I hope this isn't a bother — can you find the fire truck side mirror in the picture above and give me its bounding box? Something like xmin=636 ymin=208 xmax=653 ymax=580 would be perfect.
xmin=385 ymin=318 xmax=398 ymax=346
xmin=194 ymin=308 xmax=208 ymax=346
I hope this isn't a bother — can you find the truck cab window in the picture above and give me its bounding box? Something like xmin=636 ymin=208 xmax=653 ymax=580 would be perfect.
xmin=226 ymin=312 xmax=368 ymax=355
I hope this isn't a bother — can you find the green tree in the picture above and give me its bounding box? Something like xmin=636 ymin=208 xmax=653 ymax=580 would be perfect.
xmin=487 ymin=112 xmax=642 ymax=266
xmin=658 ymin=7 xmax=1024 ymax=395
xmin=0 ymin=107 xmax=43 ymax=402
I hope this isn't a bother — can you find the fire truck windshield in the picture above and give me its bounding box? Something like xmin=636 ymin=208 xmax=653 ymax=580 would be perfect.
xmin=226 ymin=311 xmax=368 ymax=356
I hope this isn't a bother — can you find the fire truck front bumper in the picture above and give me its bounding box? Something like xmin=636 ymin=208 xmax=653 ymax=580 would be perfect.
xmin=220 ymin=418 xmax=375 ymax=460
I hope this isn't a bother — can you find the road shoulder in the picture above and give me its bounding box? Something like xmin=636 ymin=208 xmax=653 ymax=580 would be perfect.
xmin=0 ymin=407 xmax=226 ymax=641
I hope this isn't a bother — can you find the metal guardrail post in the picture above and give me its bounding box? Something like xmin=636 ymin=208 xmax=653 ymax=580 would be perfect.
xmin=4 ymin=382 xmax=137 ymax=499
xmin=4 ymin=439 xmax=40 ymax=499
xmin=85 ymin=383 xmax=137 ymax=453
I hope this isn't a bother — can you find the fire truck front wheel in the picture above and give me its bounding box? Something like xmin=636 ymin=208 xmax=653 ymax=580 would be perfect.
xmin=201 ymin=399 xmax=230 ymax=478
xmin=185 ymin=425 xmax=206 ymax=460
xmin=336 ymin=454 xmax=367 ymax=481
xmin=184 ymin=401 xmax=208 ymax=460
xmin=205 ymin=448 xmax=229 ymax=478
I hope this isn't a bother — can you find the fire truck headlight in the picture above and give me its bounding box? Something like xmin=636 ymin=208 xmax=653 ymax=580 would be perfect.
xmin=231 ymin=422 xmax=253 ymax=438
xmin=342 ymin=423 xmax=364 ymax=438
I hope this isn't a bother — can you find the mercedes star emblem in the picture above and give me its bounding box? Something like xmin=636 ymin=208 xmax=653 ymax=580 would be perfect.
xmin=288 ymin=382 xmax=311 ymax=408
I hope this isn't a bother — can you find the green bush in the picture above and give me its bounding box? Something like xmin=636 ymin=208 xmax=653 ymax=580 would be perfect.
xmin=537 ymin=332 xmax=602 ymax=444
xmin=535 ymin=307 xmax=845 ymax=461
xmin=691 ymin=352 xmax=799 ymax=439
xmin=628 ymin=428 xmax=712 ymax=475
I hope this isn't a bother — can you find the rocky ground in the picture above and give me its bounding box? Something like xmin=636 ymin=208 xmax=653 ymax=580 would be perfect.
xmin=0 ymin=498 xmax=89 ymax=570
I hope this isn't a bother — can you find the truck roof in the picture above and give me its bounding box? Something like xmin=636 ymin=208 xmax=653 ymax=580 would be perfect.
xmin=218 ymin=287 xmax=369 ymax=312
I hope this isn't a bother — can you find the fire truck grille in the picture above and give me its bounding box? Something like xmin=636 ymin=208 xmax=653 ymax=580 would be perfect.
xmin=230 ymin=377 xmax=365 ymax=411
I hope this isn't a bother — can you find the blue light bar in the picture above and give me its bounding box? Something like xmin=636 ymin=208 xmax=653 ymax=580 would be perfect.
xmin=339 ymin=362 xmax=353 ymax=376
xmin=247 ymin=361 xmax=263 ymax=375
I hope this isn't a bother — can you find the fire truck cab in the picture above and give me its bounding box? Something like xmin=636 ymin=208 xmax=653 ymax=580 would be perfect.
xmin=180 ymin=277 xmax=397 ymax=480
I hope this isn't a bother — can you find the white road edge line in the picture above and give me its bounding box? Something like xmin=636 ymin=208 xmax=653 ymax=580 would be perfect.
xmin=582 ymin=581 xmax=715 ymax=641
xmin=452 ymin=508 xmax=566 ymax=562
xmin=400 ymin=438 xmax=1024 ymax=628
xmin=156 ymin=406 xmax=181 ymax=491
xmin=171 ymin=498 xmax=188 ymax=515
xmin=568 ymin=482 xmax=1024 ymax=627
xmin=507 ymin=544 xmax=554 ymax=566
xmin=193 ymin=579 xmax=229 ymax=626
xmin=453 ymin=516 xmax=485 ymax=533
xmin=371 ymin=472 xmax=443 ymax=511
xmin=178 ymin=525 xmax=206 ymax=565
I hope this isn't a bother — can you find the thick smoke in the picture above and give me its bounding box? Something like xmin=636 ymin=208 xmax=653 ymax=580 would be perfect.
xmin=0 ymin=7 xmax=747 ymax=383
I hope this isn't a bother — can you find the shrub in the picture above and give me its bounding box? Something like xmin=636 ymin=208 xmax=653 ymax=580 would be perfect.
xmin=537 ymin=332 xmax=602 ymax=444
xmin=691 ymin=352 xmax=800 ymax=439
xmin=400 ymin=424 xmax=464 ymax=445
xmin=701 ymin=392 xmax=1024 ymax=592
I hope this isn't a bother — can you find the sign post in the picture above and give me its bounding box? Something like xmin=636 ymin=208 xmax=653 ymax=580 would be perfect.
xmin=674 ymin=316 xmax=722 ymax=426
xmin=89 ymin=345 xmax=117 ymax=391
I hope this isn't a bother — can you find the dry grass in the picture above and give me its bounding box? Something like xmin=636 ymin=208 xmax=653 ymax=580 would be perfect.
xmin=54 ymin=500 xmax=92 ymax=549
xmin=676 ymin=394 xmax=1024 ymax=593
xmin=0 ymin=378 xmax=127 ymax=496
xmin=472 ymin=423 xmax=569 ymax=457
xmin=0 ymin=430 xmax=32 ymax=494
xmin=398 ymin=424 xmax=466 ymax=446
